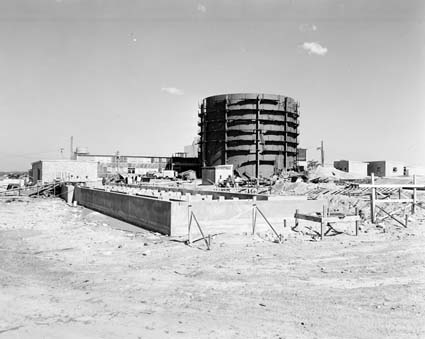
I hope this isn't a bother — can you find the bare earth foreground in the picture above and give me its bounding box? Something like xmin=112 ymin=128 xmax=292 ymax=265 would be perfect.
xmin=0 ymin=197 xmax=424 ymax=339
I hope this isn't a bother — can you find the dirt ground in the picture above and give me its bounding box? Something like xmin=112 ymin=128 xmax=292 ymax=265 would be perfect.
xmin=0 ymin=197 xmax=424 ymax=339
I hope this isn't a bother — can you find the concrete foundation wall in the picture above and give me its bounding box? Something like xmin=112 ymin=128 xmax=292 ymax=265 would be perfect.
xmin=59 ymin=184 xmax=75 ymax=204
xmin=74 ymin=187 xmax=176 ymax=235
xmin=72 ymin=186 xmax=324 ymax=237
xmin=182 ymin=199 xmax=324 ymax=236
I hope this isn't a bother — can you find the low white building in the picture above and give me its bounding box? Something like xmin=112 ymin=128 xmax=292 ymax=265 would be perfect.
xmin=202 ymin=165 xmax=233 ymax=185
xmin=31 ymin=160 xmax=98 ymax=184
xmin=367 ymin=161 xmax=406 ymax=177
xmin=405 ymin=166 xmax=425 ymax=176
xmin=333 ymin=160 xmax=368 ymax=176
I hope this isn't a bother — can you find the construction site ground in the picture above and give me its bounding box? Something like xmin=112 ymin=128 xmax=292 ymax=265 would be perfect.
xmin=0 ymin=197 xmax=424 ymax=339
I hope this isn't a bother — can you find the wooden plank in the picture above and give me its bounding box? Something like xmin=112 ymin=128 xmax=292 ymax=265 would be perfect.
xmin=375 ymin=199 xmax=414 ymax=204
xmin=323 ymin=216 xmax=360 ymax=223
xmin=360 ymin=184 xmax=425 ymax=189
xmin=295 ymin=214 xmax=360 ymax=223
xmin=294 ymin=213 xmax=322 ymax=223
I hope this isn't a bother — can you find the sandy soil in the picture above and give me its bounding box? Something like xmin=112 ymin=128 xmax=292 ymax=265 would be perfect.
xmin=0 ymin=197 xmax=424 ymax=339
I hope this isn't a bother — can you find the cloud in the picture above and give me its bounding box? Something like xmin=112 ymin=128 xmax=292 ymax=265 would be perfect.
xmin=161 ymin=87 xmax=184 ymax=95
xmin=197 ymin=3 xmax=207 ymax=13
xmin=299 ymin=24 xmax=317 ymax=32
xmin=302 ymin=42 xmax=328 ymax=56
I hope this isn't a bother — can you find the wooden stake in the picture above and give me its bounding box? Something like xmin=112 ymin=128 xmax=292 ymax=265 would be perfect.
xmin=355 ymin=207 xmax=359 ymax=236
xmin=294 ymin=209 xmax=299 ymax=230
xmin=188 ymin=205 xmax=193 ymax=245
xmin=412 ymin=175 xmax=417 ymax=215
xmin=371 ymin=173 xmax=376 ymax=223
xmin=252 ymin=197 xmax=257 ymax=235
xmin=321 ymin=205 xmax=326 ymax=240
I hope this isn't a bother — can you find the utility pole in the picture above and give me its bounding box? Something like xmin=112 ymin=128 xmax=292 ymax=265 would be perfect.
xmin=317 ymin=140 xmax=325 ymax=166
xmin=115 ymin=150 xmax=120 ymax=174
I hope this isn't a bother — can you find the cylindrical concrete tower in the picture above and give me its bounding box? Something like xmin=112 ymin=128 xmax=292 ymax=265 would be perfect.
xmin=198 ymin=93 xmax=299 ymax=178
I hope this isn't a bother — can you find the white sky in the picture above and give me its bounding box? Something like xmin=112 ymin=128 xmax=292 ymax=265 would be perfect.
xmin=0 ymin=0 xmax=424 ymax=170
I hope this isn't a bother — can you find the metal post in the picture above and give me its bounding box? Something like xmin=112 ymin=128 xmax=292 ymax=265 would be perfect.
xmin=405 ymin=214 xmax=409 ymax=227
xmin=320 ymin=140 xmax=324 ymax=167
xmin=370 ymin=173 xmax=376 ymax=223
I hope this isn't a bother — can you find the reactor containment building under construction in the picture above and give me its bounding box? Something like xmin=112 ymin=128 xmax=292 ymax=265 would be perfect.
xmin=198 ymin=93 xmax=300 ymax=178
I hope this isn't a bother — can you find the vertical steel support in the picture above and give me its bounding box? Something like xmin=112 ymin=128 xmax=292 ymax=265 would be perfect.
xmin=224 ymin=96 xmax=228 ymax=164
xmin=255 ymin=96 xmax=260 ymax=181
xmin=200 ymin=101 xmax=206 ymax=167
xmin=284 ymin=97 xmax=287 ymax=170
xmin=295 ymin=102 xmax=299 ymax=169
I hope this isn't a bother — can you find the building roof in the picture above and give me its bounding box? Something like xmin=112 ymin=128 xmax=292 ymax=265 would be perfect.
xmin=76 ymin=154 xmax=171 ymax=159
xmin=31 ymin=159 xmax=98 ymax=165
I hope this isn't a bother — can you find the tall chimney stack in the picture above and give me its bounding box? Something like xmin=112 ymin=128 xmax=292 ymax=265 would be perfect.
xmin=70 ymin=136 xmax=74 ymax=160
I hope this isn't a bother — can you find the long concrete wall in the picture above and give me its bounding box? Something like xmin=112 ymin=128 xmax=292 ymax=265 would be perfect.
xmin=72 ymin=186 xmax=324 ymax=237
xmin=185 ymin=199 xmax=324 ymax=236
xmin=74 ymin=187 xmax=183 ymax=235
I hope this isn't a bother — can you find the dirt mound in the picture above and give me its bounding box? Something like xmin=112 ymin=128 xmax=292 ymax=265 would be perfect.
xmin=309 ymin=166 xmax=367 ymax=182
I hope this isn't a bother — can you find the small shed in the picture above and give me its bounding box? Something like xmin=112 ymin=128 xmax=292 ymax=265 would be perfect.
xmin=202 ymin=165 xmax=234 ymax=185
